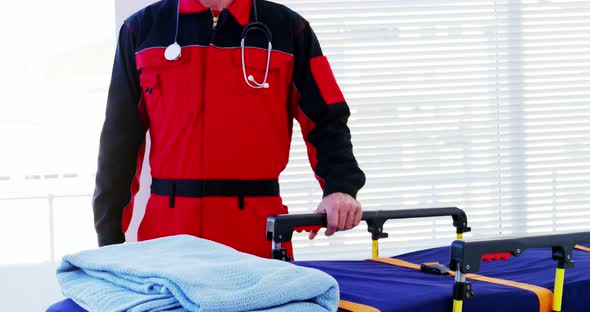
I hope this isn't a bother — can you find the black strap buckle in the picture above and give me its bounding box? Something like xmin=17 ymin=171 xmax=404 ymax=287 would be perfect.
xmin=453 ymin=281 xmax=475 ymax=300
xmin=272 ymin=248 xmax=291 ymax=261
xmin=169 ymin=181 xmax=176 ymax=208
xmin=420 ymin=262 xmax=450 ymax=275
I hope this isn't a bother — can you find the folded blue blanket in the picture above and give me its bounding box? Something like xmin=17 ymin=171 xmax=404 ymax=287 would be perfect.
xmin=56 ymin=235 xmax=339 ymax=312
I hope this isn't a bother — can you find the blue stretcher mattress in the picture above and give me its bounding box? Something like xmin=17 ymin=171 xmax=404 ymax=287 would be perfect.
xmin=47 ymin=245 xmax=590 ymax=312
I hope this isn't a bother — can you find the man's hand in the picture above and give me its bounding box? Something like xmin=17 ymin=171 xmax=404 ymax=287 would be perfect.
xmin=309 ymin=192 xmax=362 ymax=239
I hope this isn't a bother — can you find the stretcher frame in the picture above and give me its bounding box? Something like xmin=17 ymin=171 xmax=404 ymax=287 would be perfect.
xmin=450 ymin=232 xmax=590 ymax=312
xmin=266 ymin=207 xmax=471 ymax=261
xmin=267 ymin=208 xmax=590 ymax=312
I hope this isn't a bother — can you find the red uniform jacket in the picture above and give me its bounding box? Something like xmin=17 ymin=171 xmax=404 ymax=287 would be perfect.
xmin=93 ymin=0 xmax=365 ymax=258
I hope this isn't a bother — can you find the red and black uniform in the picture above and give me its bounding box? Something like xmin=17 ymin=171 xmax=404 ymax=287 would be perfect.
xmin=93 ymin=0 xmax=365 ymax=258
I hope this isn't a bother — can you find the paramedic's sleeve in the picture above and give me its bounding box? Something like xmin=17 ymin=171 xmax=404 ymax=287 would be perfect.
xmin=291 ymin=22 xmax=366 ymax=198
xmin=93 ymin=22 xmax=148 ymax=247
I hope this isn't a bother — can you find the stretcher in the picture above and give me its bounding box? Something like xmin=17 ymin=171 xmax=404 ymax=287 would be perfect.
xmin=267 ymin=209 xmax=590 ymax=312
xmin=49 ymin=208 xmax=590 ymax=312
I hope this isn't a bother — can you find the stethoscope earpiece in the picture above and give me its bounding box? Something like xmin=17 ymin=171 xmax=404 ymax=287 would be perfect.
xmin=247 ymin=75 xmax=270 ymax=88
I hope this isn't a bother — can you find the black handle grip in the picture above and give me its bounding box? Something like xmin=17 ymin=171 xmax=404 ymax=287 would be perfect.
xmin=450 ymin=231 xmax=590 ymax=273
xmin=266 ymin=207 xmax=470 ymax=243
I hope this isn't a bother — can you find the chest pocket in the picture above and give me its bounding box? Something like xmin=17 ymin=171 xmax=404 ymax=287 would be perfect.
xmin=137 ymin=48 xmax=201 ymax=120
xmin=229 ymin=47 xmax=289 ymax=95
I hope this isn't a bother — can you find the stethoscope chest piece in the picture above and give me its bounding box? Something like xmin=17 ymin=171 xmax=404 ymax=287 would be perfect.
xmin=165 ymin=42 xmax=182 ymax=61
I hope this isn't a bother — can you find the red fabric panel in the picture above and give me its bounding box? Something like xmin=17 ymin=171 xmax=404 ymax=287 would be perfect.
xmin=122 ymin=95 xmax=149 ymax=234
xmin=137 ymin=195 xmax=203 ymax=241
xmin=136 ymin=47 xmax=191 ymax=71
xmin=201 ymin=196 xmax=292 ymax=259
xmin=179 ymin=0 xmax=251 ymax=26
xmin=136 ymin=47 xmax=205 ymax=179
xmin=202 ymin=46 xmax=293 ymax=179
xmin=138 ymin=196 xmax=292 ymax=259
xmin=134 ymin=45 xmax=297 ymax=259
xmin=137 ymin=46 xmax=294 ymax=180
xmin=310 ymin=56 xmax=345 ymax=105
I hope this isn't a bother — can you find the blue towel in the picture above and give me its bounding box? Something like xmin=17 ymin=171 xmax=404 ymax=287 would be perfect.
xmin=56 ymin=235 xmax=339 ymax=312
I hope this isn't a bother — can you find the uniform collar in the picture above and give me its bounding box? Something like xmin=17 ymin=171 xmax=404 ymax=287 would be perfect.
xmin=179 ymin=0 xmax=252 ymax=27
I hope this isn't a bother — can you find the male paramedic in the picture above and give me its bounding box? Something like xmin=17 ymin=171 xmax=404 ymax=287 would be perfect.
xmin=93 ymin=0 xmax=366 ymax=259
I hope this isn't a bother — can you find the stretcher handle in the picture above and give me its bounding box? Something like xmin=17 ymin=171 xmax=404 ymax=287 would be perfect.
xmin=266 ymin=213 xmax=327 ymax=244
xmin=449 ymin=231 xmax=590 ymax=274
xmin=266 ymin=207 xmax=470 ymax=244
xmin=293 ymin=225 xmax=323 ymax=233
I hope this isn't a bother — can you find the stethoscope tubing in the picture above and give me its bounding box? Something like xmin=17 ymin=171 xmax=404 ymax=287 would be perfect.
xmin=164 ymin=0 xmax=272 ymax=89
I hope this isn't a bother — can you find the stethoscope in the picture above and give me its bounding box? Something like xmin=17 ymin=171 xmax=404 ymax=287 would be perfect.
xmin=164 ymin=0 xmax=272 ymax=89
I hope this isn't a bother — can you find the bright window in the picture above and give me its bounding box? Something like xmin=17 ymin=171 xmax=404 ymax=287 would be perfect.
xmin=1 ymin=0 xmax=589 ymax=266
xmin=277 ymin=0 xmax=590 ymax=260
xmin=0 ymin=0 xmax=116 ymax=265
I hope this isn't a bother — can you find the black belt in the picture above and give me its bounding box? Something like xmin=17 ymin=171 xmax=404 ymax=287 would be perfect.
xmin=151 ymin=178 xmax=280 ymax=209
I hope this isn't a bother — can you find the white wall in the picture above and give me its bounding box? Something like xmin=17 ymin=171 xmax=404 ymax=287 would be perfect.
xmin=0 ymin=2 xmax=155 ymax=311
xmin=0 ymin=264 xmax=64 ymax=311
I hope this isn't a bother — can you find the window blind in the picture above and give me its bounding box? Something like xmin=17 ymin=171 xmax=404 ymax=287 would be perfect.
xmin=276 ymin=0 xmax=590 ymax=260
xmin=2 ymin=0 xmax=588 ymax=264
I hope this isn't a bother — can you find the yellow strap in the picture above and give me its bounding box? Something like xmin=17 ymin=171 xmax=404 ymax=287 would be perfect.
xmin=464 ymin=273 xmax=553 ymax=312
xmin=339 ymin=300 xmax=381 ymax=312
xmin=369 ymin=257 xmax=421 ymax=270
xmin=370 ymin=258 xmax=553 ymax=312
xmin=575 ymin=244 xmax=590 ymax=252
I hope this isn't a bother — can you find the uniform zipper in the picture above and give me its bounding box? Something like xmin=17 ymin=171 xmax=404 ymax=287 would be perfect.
xmin=211 ymin=9 xmax=219 ymax=29
xmin=202 ymin=9 xmax=220 ymax=237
